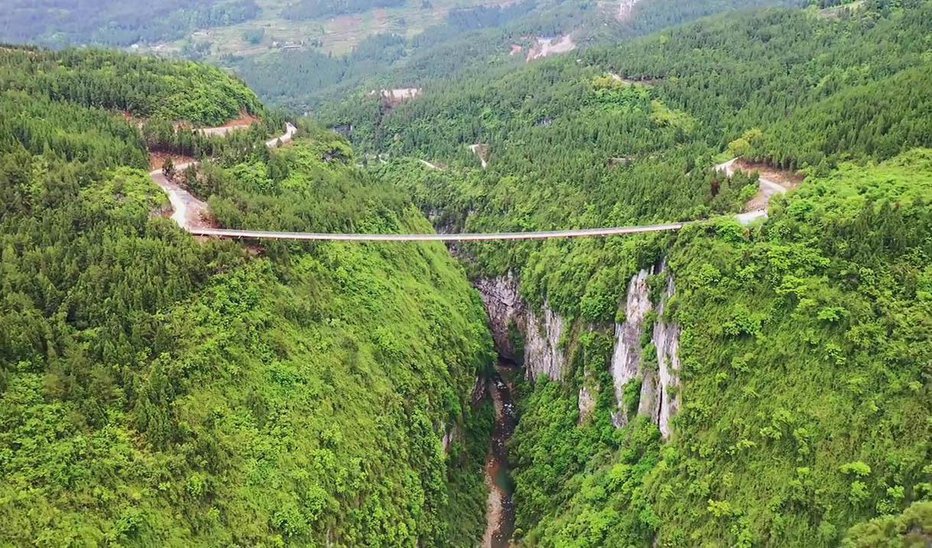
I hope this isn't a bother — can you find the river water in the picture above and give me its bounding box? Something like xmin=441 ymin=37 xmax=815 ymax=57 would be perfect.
xmin=482 ymin=363 xmax=519 ymax=548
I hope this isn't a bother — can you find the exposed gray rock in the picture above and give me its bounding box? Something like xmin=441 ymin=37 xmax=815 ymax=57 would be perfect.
xmin=578 ymin=384 xmax=597 ymax=424
xmin=610 ymin=262 xmax=682 ymax=438
xmin=524 ymin=304 xmax=566 ymax=381
xmin=475 ymin=275 xmax=526 ymax=363
xmin=652 ymin=276 xmax=681 ymax=439
xmin=474 ymin=274 xmax=567 ymax=381
xmin=442 ymin=423 xmax=461 ymax=454
xmin=610 ymin=267 xmax=655 ymax=426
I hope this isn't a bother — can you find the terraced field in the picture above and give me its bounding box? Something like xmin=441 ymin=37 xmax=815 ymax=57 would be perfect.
xmin=137 ymin=0 xmax=507 ymax=59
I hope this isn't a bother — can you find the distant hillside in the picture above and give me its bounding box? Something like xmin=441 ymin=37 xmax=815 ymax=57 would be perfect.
xmin=1 ymin=0 xmax=807 ymax=113
xmin=233 ymin=0 xmax=807 ymax=112
xmin=0 ymin=0 xmax=260 ymax=47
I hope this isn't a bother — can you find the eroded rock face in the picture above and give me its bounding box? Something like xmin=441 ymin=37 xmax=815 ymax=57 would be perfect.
xmin=611 ymin=268 xmax=655 ymax=427
xmin=475 ymin=275 xmax=526 ymax=364
xmin=524 ymin=305 xmax=566 ymax=381
xmin=609 ymin=263 xmax=682 ymax=439
xmin=578 ymin=384 xmax=597 ymax=424
xmin=652 ymin=277 xmax=681 ymax=439
xmin=474 ymin=275 xmax=567 ymax=381
xmin=442 ymin=423 xmax=460 ymax=454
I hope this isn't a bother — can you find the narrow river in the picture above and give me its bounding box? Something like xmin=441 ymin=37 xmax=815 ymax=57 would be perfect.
xmin=482 ymin=362 xmax=519 ymax=548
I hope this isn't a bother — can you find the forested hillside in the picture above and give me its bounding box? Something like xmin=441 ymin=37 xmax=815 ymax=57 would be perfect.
xmin=321 ymin=1 xmax=932 ymax=544
xmin=325 ymin=1 xmax=931 ymax=281
xmin=0 ymin=48 xmax=494 ymax=545
xmin=0 ymin=0 xmax=260 ymax=47
xmin=2 ymin=1 xmax=931 ymax=546
xmin=0 ymin=48 xmax=265 ymax=127
xmin=233 ymin=0 xmax=804 ymax=111
xmin=509 ymin=150 xmax=932 ymax=546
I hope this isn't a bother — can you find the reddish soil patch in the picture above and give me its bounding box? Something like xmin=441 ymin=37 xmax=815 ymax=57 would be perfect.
xmin=221 ymin=111 xmax=260 ymax=129
xmin=510 ymin=44 xmax=524 ymax=56
xmin=734 ymin=160 xmax=805 ymax=189
xmin=149 ymin=152 xmax=196 ymax=172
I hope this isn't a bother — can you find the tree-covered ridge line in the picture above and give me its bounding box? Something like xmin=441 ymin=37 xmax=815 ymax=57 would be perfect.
xmin=232 ymin=0 xmax=804 ymax=112
xmin=0 ymin=47 xmax=266 ymax=126
xmin=587 ymin=0 xmax=932 ymax=170
xmin=0 ymin=45 xmax=290 ymax=175
xmin=0 ymin=49 xmax=496 ymax=544
xmin=328 ymin=1 xmax=930 ymax=172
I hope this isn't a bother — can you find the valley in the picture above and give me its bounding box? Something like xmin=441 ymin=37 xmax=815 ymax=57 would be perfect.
xmin=0 ymin=0 xmax=931 ymax=547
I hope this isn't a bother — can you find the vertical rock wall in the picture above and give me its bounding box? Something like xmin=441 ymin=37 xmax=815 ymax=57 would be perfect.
xmin=609 ymin=262 xmax=682 ymax=439
xmin=475 ymin=275 xmax=526 ymax=364
xmin=524 ymin=306 xmax=566 ymax=381
xmin=474 ymin=266 xmax=680 ymax=437
xmin=475 ymin=274 xmax=567 ymax=381
xmin=652 ymin=276 xmax=681 ymax=439
xmin=610 ymin=267 xmax=655 ymax=427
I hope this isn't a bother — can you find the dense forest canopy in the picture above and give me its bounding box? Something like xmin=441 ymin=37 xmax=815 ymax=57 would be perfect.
xmin=230 ymin=0 xmax=805 ymax=111
xmin=0 ymin=0 xmax=930 ymax=545
xmin=319 ymin=1 xmax=931 ymax=544
xmin=0 ymin=46 xmax=494 ymax=545
xmin=0 ymin=48 xmax=266 ymax=126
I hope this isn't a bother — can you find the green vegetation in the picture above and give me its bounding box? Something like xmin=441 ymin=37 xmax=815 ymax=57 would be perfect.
xmin=282 ymin=0 xmax=406 ymax=20
xmin=3 ymin=0 xmax=807 ymax=113
xmin=0 ymin=47 xmax=494 ymax=545
xmin=646 ymin=150 xmax=932 ymax=545
xmin=320 ymin=1 xmax=931 ymax=545
xmin=483 ymin=152 xmax=932 ymax=547
xmin=327 ymin=0 xmax=931 ymax=313
xmin=234 ymin=0 xmax=804 ymax=111
xmin=2 ymin=0 xmax=931 ymax=545
xmin=0 ymin=0 xmax=260 ymax=47
xmin=0 ymin=48 xmax=265 ymax=126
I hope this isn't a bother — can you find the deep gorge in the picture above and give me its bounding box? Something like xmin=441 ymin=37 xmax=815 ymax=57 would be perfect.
xmin=468 ymin=260 xmax=685 ymax=546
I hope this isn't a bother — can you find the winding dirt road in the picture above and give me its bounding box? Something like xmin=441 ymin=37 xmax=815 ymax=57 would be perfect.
xmin=715 ymin=158 xmax=792 ymax=224
xmin=151 ymin=139 xmax=781 ymax=242
xmin=149 ymin=123 xmax=297 ymax=230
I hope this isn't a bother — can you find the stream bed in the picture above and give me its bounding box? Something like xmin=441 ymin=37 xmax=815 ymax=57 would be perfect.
xmin=482 ymin=362 xmax=519 ymax=548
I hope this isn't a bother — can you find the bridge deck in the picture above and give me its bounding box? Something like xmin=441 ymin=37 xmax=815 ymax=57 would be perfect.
xmin=189 ymin=223 xmax=688 ymax=242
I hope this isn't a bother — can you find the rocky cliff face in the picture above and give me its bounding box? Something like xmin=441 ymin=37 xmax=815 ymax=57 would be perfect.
xmin=475 ymin=275 xmax=526 ymax=364
xmin=610 ymin=267 xmax=656 ymax=427
xmin=474 ymin=275 xmax=567 ymax=381
xmin=475 ymin=266 xmax=680 ymax=436
xmin=524 ymin=305 xmax=566 ymax=381
xmin=651 ymin=277 xmax=681 ymax=439
xmin=609 ymin=263 xmax=682 ymax=439
xmin=578 ymin=382 xmax=597 ymax=424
